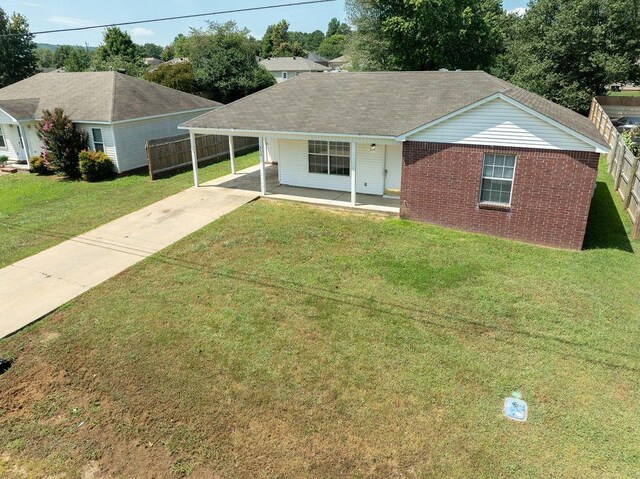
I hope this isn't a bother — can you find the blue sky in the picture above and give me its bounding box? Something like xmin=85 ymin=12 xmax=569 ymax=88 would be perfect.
xmin=4 ymin=0 xmax=528 ymax=47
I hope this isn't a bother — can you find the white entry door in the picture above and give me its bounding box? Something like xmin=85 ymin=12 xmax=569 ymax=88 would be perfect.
xmin=384 ymin=144 xmax=402 ymax=195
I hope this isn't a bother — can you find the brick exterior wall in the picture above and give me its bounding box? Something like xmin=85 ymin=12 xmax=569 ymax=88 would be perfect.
xmin=400 ymin=142 xmax=600 ymax=249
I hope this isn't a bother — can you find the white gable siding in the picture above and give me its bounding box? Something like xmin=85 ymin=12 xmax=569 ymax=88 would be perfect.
xmin=407 ymin=98 xmax=593 ymax=151
xmin=112 ymin=111 xmax=214 ymax=172
xmin=76 ymin=123 xmax=118 ymax=169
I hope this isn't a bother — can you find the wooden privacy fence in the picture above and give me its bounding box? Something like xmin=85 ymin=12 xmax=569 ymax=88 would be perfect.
xmin=146 ymin=134 xmax=258 ymax=179
xmin=589 ymin=98 xmax=640 ymax=240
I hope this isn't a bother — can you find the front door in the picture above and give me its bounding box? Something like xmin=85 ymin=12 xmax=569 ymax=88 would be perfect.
xmin=384 ymin=144 xmax=402 ymax=196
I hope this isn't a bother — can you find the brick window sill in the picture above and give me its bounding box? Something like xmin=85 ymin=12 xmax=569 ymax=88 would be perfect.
xmin=478 ymin=202 xmax=512 ymax=212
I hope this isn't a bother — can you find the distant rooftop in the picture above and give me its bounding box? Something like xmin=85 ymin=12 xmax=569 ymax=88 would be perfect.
xmin=259 ymin=57 xmax=330 ymax=72
xmin=0 ymin=71 xmax=220 ymax=123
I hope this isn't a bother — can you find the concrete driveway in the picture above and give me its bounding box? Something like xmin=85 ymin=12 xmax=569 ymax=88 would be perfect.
xmin=0 ymin=170 xmax=258 ymax=339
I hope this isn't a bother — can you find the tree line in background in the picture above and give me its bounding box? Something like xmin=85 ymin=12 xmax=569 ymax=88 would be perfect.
xmin=2 ymin=2 xmax=640 ymax=113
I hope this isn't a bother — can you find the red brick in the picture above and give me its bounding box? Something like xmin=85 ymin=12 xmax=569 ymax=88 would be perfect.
xmin=400 ymin=142 xmax=599 ymax=250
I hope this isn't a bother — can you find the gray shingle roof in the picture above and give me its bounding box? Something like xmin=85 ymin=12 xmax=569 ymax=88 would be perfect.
xmin=183 ymin=71 xmax=607 ymax=149
xmin=259 ymin=57 xmax=331 ymax=72
xmin=0 ymin=72 xmax=221 ymax=122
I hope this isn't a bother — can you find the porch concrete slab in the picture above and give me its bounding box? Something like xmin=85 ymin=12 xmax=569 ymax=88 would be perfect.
xmin=206 ymin=164 xmax=400 ymax=214
xmin=0 ymin=173 xmax=258 ymax=339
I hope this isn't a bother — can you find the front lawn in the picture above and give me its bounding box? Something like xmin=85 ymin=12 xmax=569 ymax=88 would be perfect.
xmin=0 ymin=160 xmax=638 ymax=478
xmin=0 ymin=151 xmax=258 ymax=268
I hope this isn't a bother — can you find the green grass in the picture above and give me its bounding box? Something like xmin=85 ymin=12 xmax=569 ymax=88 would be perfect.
xmin=0 ymin=151 xmax=258 ymax=268
xmin=607 ymin=90 xmax=640 ymax=97
xmin=0 ymin=160 xmax=638 ymax=478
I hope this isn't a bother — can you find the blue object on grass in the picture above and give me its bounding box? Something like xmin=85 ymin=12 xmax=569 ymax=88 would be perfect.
xmin=504 ymin=397 xmax=528 ymax=422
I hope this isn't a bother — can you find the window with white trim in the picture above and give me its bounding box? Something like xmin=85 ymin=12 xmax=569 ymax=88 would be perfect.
xmin=308 ymin=140 xmax=350 ymax=176
xmin=92 ymin=128 xmax=105 ymax=153
xmin=0 ymin=125 xmax=6 ymax=148
xmin=480 ymin=153 xmax=516 ymax=205
xmin=282 ymin=72 xmax=288 ymax=80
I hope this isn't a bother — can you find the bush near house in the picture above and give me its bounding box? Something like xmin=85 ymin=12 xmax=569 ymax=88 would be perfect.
xmin=28 ymin=155 xmax=52 ymax=175
xmin=36 ymin=108 xmax=88 ymax=178
xmin=0 ymin=155 xmax=8 ymax=167
xmin=78 ymin=150 xmax=115 ymax=182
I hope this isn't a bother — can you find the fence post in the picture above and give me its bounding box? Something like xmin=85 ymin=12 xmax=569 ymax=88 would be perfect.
xmin=613 ymin=145 xmax=626 ymax=191
xmin=608 ymin=134 xmax=619 ymax=169
xmin=633 ymin=210 xmax=640 ymax=240
xmin=145 ymin=140 xmax=155 ymax=180
xmin=623 ymin=156 xmax=639 ymax=209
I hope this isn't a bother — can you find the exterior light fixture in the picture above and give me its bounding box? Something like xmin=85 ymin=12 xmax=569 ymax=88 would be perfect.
xmin=370 ymin=143 xmax=376 ymax=151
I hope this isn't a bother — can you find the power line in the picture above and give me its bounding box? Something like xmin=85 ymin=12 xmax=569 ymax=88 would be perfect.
xmin=0 ymin=0 xmax=337 ymax=37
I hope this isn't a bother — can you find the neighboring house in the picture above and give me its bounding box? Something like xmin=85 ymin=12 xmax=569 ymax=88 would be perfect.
xmin=181 ymin=71 xmax=609 ymax=249
xmin=143 ymin=57 xmax=164 ymax=69
xmin=307 ymin=52 xmax=329 ymax=67
xmin=0 ymin=71 xmax=220 ymax=172
xmin=258 ymin=57 xmax=330 ymax=83
xmin=328 ymin=55 xmax=349 ymax=70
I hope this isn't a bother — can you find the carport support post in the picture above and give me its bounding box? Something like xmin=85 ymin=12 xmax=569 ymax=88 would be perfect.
xmin=350 ymin=141 xmax=357 ymax=206
xmin=190 ymin=131 xmax=199 ymax=187
xmin=228 ymin=135 xmax=236 ymax=174
xmin=259 ymin=137 xmax=266 ymax=195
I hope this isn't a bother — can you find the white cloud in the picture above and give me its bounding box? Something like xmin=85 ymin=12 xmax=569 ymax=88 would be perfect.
xmin=509 ymin=7 xmax=527 ymax=16
xmin=130 ymin=27 xmax=154 ymax=41
xmin=47 ymin=16 xmax=95 ymax=27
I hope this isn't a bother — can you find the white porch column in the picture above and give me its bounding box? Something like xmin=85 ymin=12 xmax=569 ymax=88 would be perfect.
xmin=228 ymin=135 xmax=236 ymax=174
xmin=18 ymin=123 xmax=31 ymax=167
xmin=350 ymin=141 xmax=357 ymax=206
xmin=190 ymin=131 xmax=199 ymax=187
xmin=259 ymin=137 xmax=266 ymax=195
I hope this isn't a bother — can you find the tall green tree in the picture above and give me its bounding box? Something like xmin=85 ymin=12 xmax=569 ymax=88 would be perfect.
xmin=260 ymin=19 xmax=305 ymax=57
xmin=493 ymin=0 xmax=640 ymax=113
xmin=289 ymin=29 xmax=325 ymax=52
xmin=64 ymin=47 xmax=92 ymax=72
xmin=0 ymin=8 xmax=38 ymax=88
xmin=140 ymin=43 xmax=163 ymax=59
xmin=144 ymin=62 xmax=195 ymax=93
xmin=326 ymin=17 xmax=351 ymax=37
xmin=93 ymin=27 xmax=143 ymax=75
xmin=317 ymin=34 xmax=347 ymax=59
xmin=95 ymin=27 xmax=140 ymax=63
xmin=189 ymin=21 xmax=276 ymax=103
xmin=346 ymin=0 xmax=505 ymax=71
xmin=53 ymin=44 xmax=74 ymax=68
xmin=37 ymin=48 xmax=55 ymax=69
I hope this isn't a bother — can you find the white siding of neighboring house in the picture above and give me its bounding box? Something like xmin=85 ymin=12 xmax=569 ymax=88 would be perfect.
xmin=0 ymin=123 xmax=24 ymax=161
xmin=276 ymin=138 xmax=390 ymax=195
xmin=407 ymin=97 xmax=594 ymax=151
xmin=111 ymin=110 xmax=215 ymax=172
xmin=76 ymin=123 xmax=118 ymax=168
xmin=271 ymin=71 xmax=322 ymax=83
xmin=265 ymin=137 xmax=279 ymax=163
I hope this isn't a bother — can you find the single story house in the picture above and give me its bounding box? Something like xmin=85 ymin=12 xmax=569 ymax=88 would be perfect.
xmin=0 ymin=71 xmax=220 ymax=172
xmin=181 ymin=71 xmax=609 ymax=250
xmin=258 ymin=57 xmax=330 ymax=83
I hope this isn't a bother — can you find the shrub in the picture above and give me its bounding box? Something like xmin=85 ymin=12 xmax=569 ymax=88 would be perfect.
xmin=0 ymin=155 xmax=8 ymax=167
xmin=36 ymin=108 xmax=88 ymax=178
xmin=79 ymin=150 xmax=116 ymax=182
xmin=29 ymin=155 xmax=52 ymax=175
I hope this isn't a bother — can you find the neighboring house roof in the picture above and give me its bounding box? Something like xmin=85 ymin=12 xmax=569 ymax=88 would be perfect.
xmin=182 ymin=71 xmax=608 ymax=149
xmin=307 ymin=52 xmax=329 ymax=65
xmin=259 ymin=57 xmax=331 ymax=72
xmin=329 ymin=55 xmax=349 ymax=64
xmin=0 ymin=71 xmax=220 ymax=123
xmin=143 ymin=57 xmax=164 ymax=68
